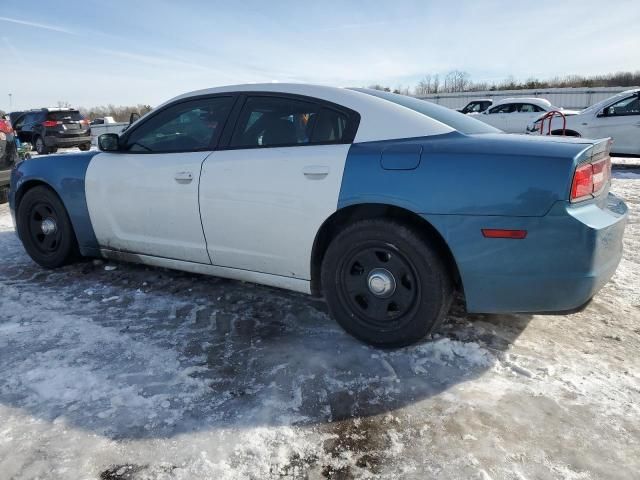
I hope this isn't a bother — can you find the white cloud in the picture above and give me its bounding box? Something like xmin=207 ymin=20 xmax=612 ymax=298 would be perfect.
xmin=0 ymin=16 xmax=75 ymax=35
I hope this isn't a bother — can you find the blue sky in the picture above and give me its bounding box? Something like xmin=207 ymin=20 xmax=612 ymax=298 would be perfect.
xmin=1 ymin=0 xmax=638 ymax=111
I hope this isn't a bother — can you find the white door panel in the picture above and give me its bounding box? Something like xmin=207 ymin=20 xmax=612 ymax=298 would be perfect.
xmin=584 ymin=115 xmax=640 ymax=154
xmin=478 ymin=113 xmax=505 ymax=130
xmin=199 ymin=144 xmax=350 ymax=279
xmin=85 ymin=152 xmax=211 ymax=264
xmin=503 ymin=112 xmax=539 ymax=133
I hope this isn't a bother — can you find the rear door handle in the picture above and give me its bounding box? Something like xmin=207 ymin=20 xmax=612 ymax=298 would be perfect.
xmin=174 ymin=171 xmax=193 ymax=183
xmin=302 ymin=165 xmax=329 ymax=179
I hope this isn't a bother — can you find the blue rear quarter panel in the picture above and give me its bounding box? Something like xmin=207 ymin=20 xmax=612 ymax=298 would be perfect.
xmin=9 ymin=152 xmax=100 ymax=256
xmin=339 ymin=133 xmax=627 ymax=313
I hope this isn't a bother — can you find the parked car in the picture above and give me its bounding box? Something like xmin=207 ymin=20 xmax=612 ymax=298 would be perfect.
xmin=458 ymin=99 xmax=493 ymax=114
xmin=0 ymin=116 xmax=17 ymax=203
xmin=9 ymin=84 xmax=627 ymax=347
xmin=527 ymin=89 xmax=640 ymax=155
xmin=475 ymin=97 xmax=579 ymax=133
xmin=13 ymin=108 xmax=91 ymax=154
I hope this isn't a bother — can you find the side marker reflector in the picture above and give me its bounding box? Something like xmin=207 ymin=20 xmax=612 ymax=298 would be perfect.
xmin=481 ymin=229 xmax=527 ymax=239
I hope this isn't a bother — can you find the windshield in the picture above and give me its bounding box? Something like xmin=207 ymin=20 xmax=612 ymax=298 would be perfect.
xmin=351 ymin=88 xmax=502 ymax=135
xmin=581 ymin=90 xmax=640 ymax=115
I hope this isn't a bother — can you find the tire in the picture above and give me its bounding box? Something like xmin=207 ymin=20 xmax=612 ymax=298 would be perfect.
xmin=16 ymin=186 xmax=77 ymax=268
xmin=551 ymin=129 xmax=581 ymax=137
xmin=321 ymin=219 xmax=453 ymax=348
xmin=78 ymin=143 xmax=90 ymax=151
xmin=34 ymin=136 xmax=49 ymax=155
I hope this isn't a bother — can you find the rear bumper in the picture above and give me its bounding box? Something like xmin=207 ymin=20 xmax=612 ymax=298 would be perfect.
xmin=45 ymin=135 xmax=92 ymax=147
xmin=425 ymin=192 xmax=628 ymax=313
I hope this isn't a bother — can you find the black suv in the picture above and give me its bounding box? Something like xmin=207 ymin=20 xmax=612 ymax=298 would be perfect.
xmin=13 ymin=108 xmax=91 ymax=154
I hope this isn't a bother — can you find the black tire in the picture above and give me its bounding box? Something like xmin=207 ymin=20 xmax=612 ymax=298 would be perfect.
xmin=34 ymin=136 xmax=49 ymax=155
xmin=16 ymin=186 xmax=77 ymax=268
xmin=321 ymin=219 xmax=453 ymax=348
xmin=78 ymin=143 xmax=90 ymax=151
xmin=551 ymin=129 xmax=581 ymax=137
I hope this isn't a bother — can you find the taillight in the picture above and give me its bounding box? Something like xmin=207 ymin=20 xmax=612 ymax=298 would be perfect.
xmin=42 ymin=120 xmax=59 ymax=127
xmin=570 ymin=155 xmax=611 ymax=203
xmin=0 ymin=119 xmax=12 ymax=134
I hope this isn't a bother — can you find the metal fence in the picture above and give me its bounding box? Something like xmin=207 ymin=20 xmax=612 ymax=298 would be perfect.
xmin=416 ymin=86 xmax=638 ymax=110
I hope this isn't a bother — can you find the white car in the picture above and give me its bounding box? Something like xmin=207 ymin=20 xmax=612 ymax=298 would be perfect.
xmin=475 ymin=97 xmax=578 ymax=133
xmin=527 ymin=89 xmax=640 ymax=155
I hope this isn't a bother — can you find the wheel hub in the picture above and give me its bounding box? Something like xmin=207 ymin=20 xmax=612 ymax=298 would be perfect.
xmin=40 ymin=218 xmax=57 ymax=235
xmin=367 ymin=268 xmax=396 ymax=298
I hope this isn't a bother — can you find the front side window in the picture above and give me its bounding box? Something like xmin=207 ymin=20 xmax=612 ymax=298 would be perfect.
xmin=605 ymin=95 xmax=640 ymax=116
xmin=230 ymin=96 xmax=348 ymax=148
xmin=123 ymin=97 xmax=233 ymax=153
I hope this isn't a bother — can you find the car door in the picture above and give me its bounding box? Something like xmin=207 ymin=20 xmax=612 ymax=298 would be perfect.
xmin=584 ymin=93 xmax=640 ymax=154
xmin=85 ymin=95 xmax=235 ymax=263
xmin=15 ymin=112 xmax=38 ymax=143
xmin=513 ymin=103 xmax=546 ymax=133
xmin=199 ymin=94 xmax=358 ymax=279
xmin=480 ymin=103 xmax=514 ymax=131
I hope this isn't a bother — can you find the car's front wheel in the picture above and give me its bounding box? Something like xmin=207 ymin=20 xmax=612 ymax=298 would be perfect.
xmin=16 ymin=186 xmax=77 ymax=268
xmin=321 ymin=219 xmax=453 ymax=347
xmin=78 ymin=143 xmax=91 ymax=151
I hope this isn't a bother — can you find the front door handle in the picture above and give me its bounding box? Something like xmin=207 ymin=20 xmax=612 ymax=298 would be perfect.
xmin=302 ymin=165 xmax=329 ymax=179
xmin=174 ymin=171 xmax=193 ymax=183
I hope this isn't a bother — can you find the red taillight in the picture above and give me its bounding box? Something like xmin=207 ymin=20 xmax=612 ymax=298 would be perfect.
xmin=42 ymin=120 xmax=59 ymax=127
xmin=570 ymin=155 xmax=611 ymax=203
xmin=481 ymin=229 xmax=527 ymax=239
xmin=0 ymin=119 xmax=12 ymax=134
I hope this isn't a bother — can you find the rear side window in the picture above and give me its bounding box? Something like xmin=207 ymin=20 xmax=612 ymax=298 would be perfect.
xmin=47 ymin=111 xmax=84 ymax=121
xmin=489 ymin=104 xmax=516 ymax=114
xmin=517 ymin=103 xmax=544 ymax=113
xmin=123 ymin=96 xmax=234 ymax=153
xmin=230 ymin=96 xmax=349 ymax=148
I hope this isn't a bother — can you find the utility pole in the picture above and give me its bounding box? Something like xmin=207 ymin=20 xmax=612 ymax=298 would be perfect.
xmin=8 ymin=93 xmax=12 ymax=110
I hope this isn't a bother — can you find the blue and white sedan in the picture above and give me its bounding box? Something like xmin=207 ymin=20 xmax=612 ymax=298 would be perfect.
xmin=9 ymin=84 xmax=628 ymax=347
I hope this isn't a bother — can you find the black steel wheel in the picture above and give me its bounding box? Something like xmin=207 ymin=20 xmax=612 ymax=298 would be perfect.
xmin=322 ymin=219 xmax=453 ymax=347
xmin=16 ymin=186 xmax=77 ymax=268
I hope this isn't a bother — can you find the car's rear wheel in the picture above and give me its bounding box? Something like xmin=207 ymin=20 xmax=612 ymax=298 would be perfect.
xmin=78 ymin=143 xmax=90 ymax=151
xmin=34 ymin=136 xmax=49 ymax=155
xmin=16 ymin=186 xmax=77 ymax=268
xmin=321 ymin=219 xmax=453 ymax=347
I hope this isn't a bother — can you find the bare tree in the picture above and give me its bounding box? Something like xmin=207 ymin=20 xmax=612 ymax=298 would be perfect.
xmin=79 ymin=104 xmax=153 ymax=122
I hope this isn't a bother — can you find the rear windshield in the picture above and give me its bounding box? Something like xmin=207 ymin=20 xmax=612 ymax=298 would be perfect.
xmin=47 ymin=111 xmax=84 ymax=121
xmin=351 ymin=88 xmax=501 ymax=135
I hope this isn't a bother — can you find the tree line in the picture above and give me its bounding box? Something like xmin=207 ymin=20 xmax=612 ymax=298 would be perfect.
xmin=78 ymin=104 xmax=153 ymax=122
xmin=371 ymin=70 xmax=640 ymax=96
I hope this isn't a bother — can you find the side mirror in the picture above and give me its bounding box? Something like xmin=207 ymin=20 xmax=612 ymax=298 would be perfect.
xmin=596 ymin=109 xmax=607 ymax=118
xmin=129 ymin=112 xmax=140 ymax=124
xmin=98 ymin=133 xmax=120 ymax=152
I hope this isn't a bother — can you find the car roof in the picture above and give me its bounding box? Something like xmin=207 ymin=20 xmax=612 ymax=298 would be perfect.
xmin=493 ymin=97 xmax=553 ymax=108
xmin=159 ymin=83 xmax=455 ymax=143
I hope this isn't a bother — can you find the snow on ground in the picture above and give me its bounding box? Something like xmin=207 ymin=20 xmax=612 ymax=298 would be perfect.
xmin=0 ymin=168 xmax=639 ymax=479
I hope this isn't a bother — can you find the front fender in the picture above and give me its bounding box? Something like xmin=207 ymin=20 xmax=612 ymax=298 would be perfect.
xmin=10 ymin=152 xmax=101 ymax=256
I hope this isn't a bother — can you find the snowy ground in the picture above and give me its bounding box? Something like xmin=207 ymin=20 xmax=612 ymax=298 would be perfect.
xmin=0 ymin=167 xmax=638 ymax=479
